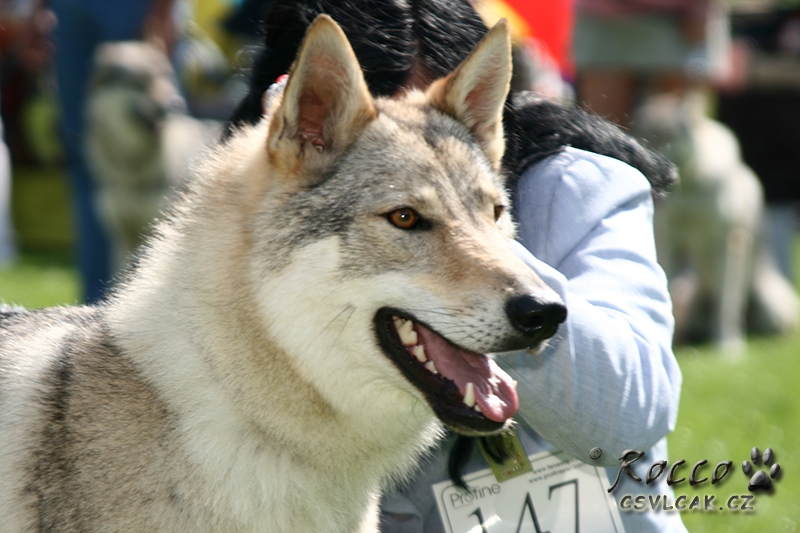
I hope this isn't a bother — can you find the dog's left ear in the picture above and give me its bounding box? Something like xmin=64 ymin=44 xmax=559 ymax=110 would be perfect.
xmin=427 ymin=20 xmax=512 ymax=169
xmin=267 ymin=15 xmax=377 ymax=182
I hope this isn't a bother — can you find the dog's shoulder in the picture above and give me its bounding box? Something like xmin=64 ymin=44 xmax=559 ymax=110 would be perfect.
xmin=0 ymin=305 xmax=133 ymax=404
xmin=0 ymin=304 xmax=180 ymax=531
xmin=1 ymin=301 xmax=107 ymax=334
xmin=0 ymin=305 xmax=101 ymax=350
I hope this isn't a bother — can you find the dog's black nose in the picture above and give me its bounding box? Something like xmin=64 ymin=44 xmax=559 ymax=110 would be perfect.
xmin=505 ymin=295 xmax=567 ymax=342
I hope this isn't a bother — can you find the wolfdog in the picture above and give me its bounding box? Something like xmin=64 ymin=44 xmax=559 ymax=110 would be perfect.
xmin=634 ymin=92 xmax=798 ymax=351
xmin=0 ymin=17 xmax=565 ymax=532
xmin=85 ymin=41 xmax=222 ymax=272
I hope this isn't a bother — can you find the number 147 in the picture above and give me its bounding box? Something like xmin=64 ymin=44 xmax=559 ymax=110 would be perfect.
xmin=468 ymin=479 xmax=579 ymax=533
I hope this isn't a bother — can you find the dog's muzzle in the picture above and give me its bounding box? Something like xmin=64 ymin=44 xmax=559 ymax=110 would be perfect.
xmin=374 ymin=295 xmax=566 ymax=436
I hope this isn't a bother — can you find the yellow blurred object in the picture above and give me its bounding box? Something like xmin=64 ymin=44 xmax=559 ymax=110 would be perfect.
xmin=473 ymin=0 xmax=532 ymax=44
xmin=189 ymin=0 xmax=241 ymax=59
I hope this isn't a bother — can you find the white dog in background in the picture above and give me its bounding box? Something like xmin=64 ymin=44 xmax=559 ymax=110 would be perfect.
xmin=635 ymin=92 xmax=799 ymax=351
xmin=85 ymin=41 xmax=222 ymax=272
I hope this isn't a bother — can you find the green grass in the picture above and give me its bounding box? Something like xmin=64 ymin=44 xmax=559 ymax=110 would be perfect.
xmin=2 ymin=164 xmax=800 ymax=532
xmin=665 ymin=239 xmax=800 ymax=532
xmin=669 ymin=338 xmax=800 ymax=532
xmin=11 ymin=166 xmax=74 ymax=252
xmin=0 ymin=252 xmax=79 ymax=308
xmin=0 ymin=165 xmax=79 ymax=308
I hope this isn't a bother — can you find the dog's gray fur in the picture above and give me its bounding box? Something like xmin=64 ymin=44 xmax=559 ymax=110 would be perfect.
xmin=0 ymin=18 xmax=563 ymax=532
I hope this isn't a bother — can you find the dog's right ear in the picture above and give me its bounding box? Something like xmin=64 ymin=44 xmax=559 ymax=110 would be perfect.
xmin=267 ymin=15 xmax=377 ymax=183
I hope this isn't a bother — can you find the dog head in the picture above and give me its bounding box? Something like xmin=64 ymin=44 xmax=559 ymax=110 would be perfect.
xmin=88 ymin=41 xmax=185 ymax=143
xmin=249 ymin=16 xmax=566 ymax=436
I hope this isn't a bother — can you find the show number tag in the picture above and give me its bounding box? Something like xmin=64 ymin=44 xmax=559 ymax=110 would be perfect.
xmin=433 ymin=450 xmax=625 ymax=533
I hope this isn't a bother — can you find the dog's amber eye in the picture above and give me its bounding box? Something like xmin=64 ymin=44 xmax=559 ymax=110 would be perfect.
xmin=494 ymin=205 xmax=505 ymax=221
xmin=387 ymin=208 xmax=420 ymax=230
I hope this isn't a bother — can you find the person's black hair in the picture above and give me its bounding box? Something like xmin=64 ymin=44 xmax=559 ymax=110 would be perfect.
xmin=222 ymin=0 xmax=676 ymax=195
xmin=409 ymin=0 xmax=487 ymax=79
xmin=502 ymin=93 xmax=678 ymax=201
xmin=224 ymin=0 xmax=494 ymax=135
xmin=225 ymin=0 xmax=416 ymax=136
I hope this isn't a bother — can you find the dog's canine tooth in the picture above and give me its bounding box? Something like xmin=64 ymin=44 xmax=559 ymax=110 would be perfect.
xmin=424 ymin=360 xmax=438 ymax=374
xmin=464 ymin=382 xmax=476 ymax=408
xmin=412 ymin=344 xmax=427 ymax=363
xmin=511 ymin=380 xmax=518 ymax=390
xmin=474 ymin=404 xmax=482 ymax=413
xmin=397 ymin=319 xmax=417 ymax=345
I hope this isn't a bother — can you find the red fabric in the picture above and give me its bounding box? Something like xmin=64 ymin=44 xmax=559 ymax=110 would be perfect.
xmin=504 ymin=0 xmax=575 ymax=75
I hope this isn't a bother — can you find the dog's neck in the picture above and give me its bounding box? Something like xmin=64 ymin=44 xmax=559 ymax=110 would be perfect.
xmin=104 ymin=122 xmax=444 ymax=530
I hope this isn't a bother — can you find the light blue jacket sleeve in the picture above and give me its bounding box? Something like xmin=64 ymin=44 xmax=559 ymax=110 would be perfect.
xmin=497 ymin=147 xmax=682 ymax=468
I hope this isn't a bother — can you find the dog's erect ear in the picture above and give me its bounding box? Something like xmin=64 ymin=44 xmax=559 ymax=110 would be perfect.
xmin=267 ymin=15 xmax=377 ymax=180
xmin=426 ymin=20 xmax=511 ymax=168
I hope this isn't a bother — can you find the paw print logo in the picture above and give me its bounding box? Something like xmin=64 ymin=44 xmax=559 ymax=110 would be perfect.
xmin=742 ymin=447 xmax=781 ymax=492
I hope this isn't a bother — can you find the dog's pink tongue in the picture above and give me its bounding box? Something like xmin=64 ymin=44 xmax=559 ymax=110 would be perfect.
xmin=416 ymin=323 xmax=518 ymax=423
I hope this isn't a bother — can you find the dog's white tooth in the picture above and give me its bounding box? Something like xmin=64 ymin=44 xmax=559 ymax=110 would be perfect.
xmin=397 ymin=318 xmax=412 ymax=332
xmin=424 ymin=360 xmax=438 ymax=374
xmin=393 ymin=316 xmax=404 ymax=330
xmin=398 ymin=319 xmax=417 ymax=345
xmin=512 ymin=380 xmax=518 ymax=390
xmin=474 ymin=404 xmax=482 ymax=413
xmin=413 ymin=344 xmax=427 ymax=363
xmin=463 ymin=382 xmax=476 ymax=408
xmin=402 ymin=329 xmax=418 ymax=346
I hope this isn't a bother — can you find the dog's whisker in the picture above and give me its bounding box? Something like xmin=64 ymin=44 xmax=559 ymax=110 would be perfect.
xmin=330 ymin=305 xmax=356 ymax=348
xmin=400 ymin=305 xmax=466 ymax=313
xmin=302 ymin=304 xmax=356 ymax=352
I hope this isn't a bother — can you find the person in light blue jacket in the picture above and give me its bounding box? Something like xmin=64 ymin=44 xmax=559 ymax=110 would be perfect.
xmin=510 ymin=148 xmax=681 ymax=474
xmin=511 ymin=147 xmax=680 ymax=469
xmin=225 ymin=1 xmax=684 ymax=531
xmin=526 ymin=150 xmax=681 ymax=530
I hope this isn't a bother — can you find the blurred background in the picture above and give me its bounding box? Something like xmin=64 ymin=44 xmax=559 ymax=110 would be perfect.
xmin=1 ymin=0 xmax=799 ymax=530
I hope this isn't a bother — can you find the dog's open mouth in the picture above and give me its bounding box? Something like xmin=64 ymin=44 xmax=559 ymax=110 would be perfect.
xmin=374 ymin=308 xmax=519 ymax=435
